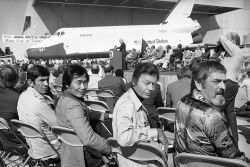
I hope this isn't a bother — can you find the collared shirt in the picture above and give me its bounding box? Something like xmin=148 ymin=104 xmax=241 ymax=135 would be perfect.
xmin=17 ymin=87 xmax=60 ymax=159
xmin=220 ymin=36 xmax=244 ymax=82
xmin=175 ymin=91 xmax=249 ymax=163
xmin=112 ymin=88 xmax=161 ymax=166
xmin=112 ymin=88 xmax=158 ymax=147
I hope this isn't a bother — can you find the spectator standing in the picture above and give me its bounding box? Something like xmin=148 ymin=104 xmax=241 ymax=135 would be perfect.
xmin=218 ymin=32 xmax=244 ymax=145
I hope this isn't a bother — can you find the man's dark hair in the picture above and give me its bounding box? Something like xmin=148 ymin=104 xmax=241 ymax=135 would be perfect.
xmin=27 ymin=65 xmax=50 ymax=82
xmin=132 ymin=62 xmax=159 ymax=84
xmin=177 ymin=67 xmax=191 ymax=80
xmin=190 ymin=61 xmax=226 ymax=93
xmin=91 ymin=64 xmax=100 ymax=74
xmin=178 ymin=44 xmax=182 ymax=49
xmin=104 ymin=64 xmax=114 ymax=73
xmin=62 ymin=64 xmax=89 ymax=91
xmin=0 ymin=65 xmax=18 ymax=88
xmin=115 ymin=69 xmax=124 ymax=78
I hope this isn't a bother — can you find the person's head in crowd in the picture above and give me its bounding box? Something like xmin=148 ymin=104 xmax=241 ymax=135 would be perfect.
xmin=119 ymin=38 xmax=124 ymax=44
xmin=132 ymin=48 xmax=136 ymax=53
xmin=91 ymin=63 xmax=100 ymax=74
xmin=177 ymin=67 xmax=191 ymax=80
xmin=5 ymin=47 xmax=10 ymax=54
xmin=104 ymin=64 xmax=114 ymax=75
xmin=166 ymin=45 xmax=171 ymax=51
xmin=62 ymin=64 xmax=89 ymax=98
xmin=158 ymin=45 xmax=163 ymax=51
xmin=54 ymin=64 xmax=59 ymax=71
xmin=27 ymin=65 xmax=50 ymax=95
xmin=226 ymin=32 xmax=240 ymax=46
xmin=150 ymin=45 xmax=156 ymax=50
xmin=177 ymin=44 xmax=182 ymax=49
xmin=47 ymin=64 xmax=54 ymax=74
xmin=204 ymin=44 xmax=210 ymax=52
xmin=27 ymin=63 xmax=34 ymax=71
xmin=115 ymin=69 xmax=124 ymax=78
xmin=185 ymin=46 xmax=190 ymax=51
xmin=191 ymin=61 xmax=227 ymax=106
xmin=196 ymin=46 xmax=201 ymax=52
xmin=0 ymin=65 xmax=18 ymax=89
xmin=132 ymin=62 xmax=159 ymax=99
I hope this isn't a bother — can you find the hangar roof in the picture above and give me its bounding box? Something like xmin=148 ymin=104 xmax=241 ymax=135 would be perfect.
xmin=33 ymin=0 xmax=241 ymax=16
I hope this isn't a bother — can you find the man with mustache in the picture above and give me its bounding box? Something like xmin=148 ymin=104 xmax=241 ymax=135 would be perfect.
xmin=174 ymin=61 xmax=250 ymax=163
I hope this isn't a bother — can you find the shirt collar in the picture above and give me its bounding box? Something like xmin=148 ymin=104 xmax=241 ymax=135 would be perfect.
xmin=127 ymin=88 xmax=144 ymax=111
xmin=27 ymin=87 xmax=53 ymax=103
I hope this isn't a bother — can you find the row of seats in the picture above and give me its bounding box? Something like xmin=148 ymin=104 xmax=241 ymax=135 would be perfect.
xmin=1 ymin=100 xmax=249 ymax=167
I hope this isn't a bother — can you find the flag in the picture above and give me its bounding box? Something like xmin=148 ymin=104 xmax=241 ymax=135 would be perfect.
xmin=22 ymin=16 xmax=31 ymax=35
xmin=141 ymin=38 xmax=148 ymax=57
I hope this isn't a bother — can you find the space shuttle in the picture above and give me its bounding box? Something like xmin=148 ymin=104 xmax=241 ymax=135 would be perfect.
xmin=26 ymin=0 xmax=201 ymax=59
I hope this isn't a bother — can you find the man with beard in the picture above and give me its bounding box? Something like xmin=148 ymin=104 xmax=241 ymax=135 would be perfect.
xmin=174 ymin=61 xmax=250 ymax=163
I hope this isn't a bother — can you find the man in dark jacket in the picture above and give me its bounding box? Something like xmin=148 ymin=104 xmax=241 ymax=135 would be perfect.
xmin=115 ymin=38 xmax=127 ymax=70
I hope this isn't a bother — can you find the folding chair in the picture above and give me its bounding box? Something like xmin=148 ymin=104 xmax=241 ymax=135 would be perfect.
xmin=107 ymin=137 xmax=168 ymax=167
xmin=156 ymin=107 xmax=175 ymax=145
xmin=96 ymin=89 xmax=116 ymax=113
xmin=84 ymin=100 xmax=113 ymax=136
xmin=0 ymin=117 xmax=28 ymax=163
xmin=11 ymin=119 xmax=60 ymax=167
xmin=174 ymin=152 xmax=250 ymax=167
xmin=85 ymin=100 xmax=110 ymax=113
xmin=85 ymin=88 xmax=99 ymax=100
xmin=52 ymin=126 xmax=109 ymax=166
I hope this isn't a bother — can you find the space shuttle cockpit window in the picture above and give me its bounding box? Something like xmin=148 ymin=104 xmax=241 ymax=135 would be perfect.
xmin=61 ymin=31 xmax=65 ymax=36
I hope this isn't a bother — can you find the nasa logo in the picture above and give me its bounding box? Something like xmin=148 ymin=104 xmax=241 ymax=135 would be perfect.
xmin=109 ymin=51 xmax=113 ymax=59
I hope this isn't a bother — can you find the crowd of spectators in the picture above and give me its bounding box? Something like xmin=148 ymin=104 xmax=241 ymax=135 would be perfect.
xmin=1 ymin=31 xmax=250 ymax=167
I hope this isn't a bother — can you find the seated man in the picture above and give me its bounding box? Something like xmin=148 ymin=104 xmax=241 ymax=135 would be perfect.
xmin=17 ymin=65 xmax=61 ymax=160
xmin=138 ymin=45 xmax=157 ymax=63
xmin=175 ymin=61 xmax=250 ymax=164
xmin=113 ymin=63 xmax=169 ymax=166
xmin=165 ymin=67 xmax=191 ymax=108
xmin=98 ymin=64 xmax=126 ymax=99
xmin=126 ymin=48 xmax=138 ymax=67
xmin=169 ymin=44 xmax=183 ymax=65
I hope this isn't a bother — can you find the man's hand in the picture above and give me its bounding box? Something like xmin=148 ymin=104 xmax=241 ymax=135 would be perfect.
xmin=157 ymin=129 xmax=169 ymax=156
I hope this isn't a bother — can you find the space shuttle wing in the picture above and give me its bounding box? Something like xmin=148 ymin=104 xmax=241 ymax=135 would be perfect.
xmin=163 ymin=0 xmax=195 ymax=23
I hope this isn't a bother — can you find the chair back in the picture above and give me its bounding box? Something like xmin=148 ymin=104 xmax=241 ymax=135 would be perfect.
xmin=52 ymin=126 xmax=83 ymax=147
xmin=96 ymin=89 xmax=115 ymax=98
xmin=85 ymin=89 xmax=98 ymax=98
xmin=11 ymin=119 xmax=45 ymax=138
xmin=11 ymin=119 xmax=60 ymax=157
xmin=175 ymin=153 xmax=250 ymax=167
xmin=156 ymin=107 xmax=175 ymax=122
xmin=96 ymin=89 xmax=116 ymax=113
xmin=85 ymin=100 xmax=110 ymax=113
xmin=0 ymin=118 xmax=29 ymax=150
xmin=107 ymin=137 xmax=168 ymax=167
xmin=156 ymin=107 xmax=176 ymax=145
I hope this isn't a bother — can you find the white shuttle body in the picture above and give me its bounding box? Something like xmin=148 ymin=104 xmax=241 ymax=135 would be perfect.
xmin=27 ymin=0 xmax=201 ymax=59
